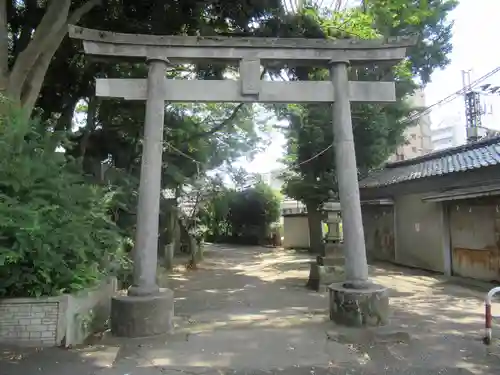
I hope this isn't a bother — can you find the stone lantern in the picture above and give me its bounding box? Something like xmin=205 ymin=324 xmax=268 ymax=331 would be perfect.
xmin=323 ymin=201 xmax=342 ymax=244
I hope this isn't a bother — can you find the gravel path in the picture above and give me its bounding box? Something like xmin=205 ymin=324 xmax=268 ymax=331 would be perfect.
xmin=1 ymin=244 xmax=499 ymax=375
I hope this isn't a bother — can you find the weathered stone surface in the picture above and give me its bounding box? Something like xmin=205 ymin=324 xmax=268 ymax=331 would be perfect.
xmin=111 ymin=288 xmax=174 ymax=337
xmin=127 ymin=58 xmax=168 ymax=298
xmin=69 ymin=26 xmax=416 ymax=49
xmin=324 ymin=243 xmax=344 ymax=258
xmin=324 ymin=212 xmax=342 ymax=243
xmin=328 ymin=282 xmax=389 ymax=327
xmin=69 ymin=26 xmax=416 ymax=66
xmin=95 ymin=80 xmax=397 ymax=103
xmin=330 ymin=62 xmax=369 ymax=285
xmin=306 ymin=261 xmax=343 ymax=291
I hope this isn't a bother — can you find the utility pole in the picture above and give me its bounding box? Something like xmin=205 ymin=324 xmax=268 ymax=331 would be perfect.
xmin=462 ymin=69 xmax=483 ymax=143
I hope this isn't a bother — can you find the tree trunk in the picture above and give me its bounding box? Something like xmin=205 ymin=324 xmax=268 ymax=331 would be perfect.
xmin=20 ymin=0 xmax=101 ymax=115
xmin=8 ymin=0 xmax=72 ymax=101
xmin=306 ymin=202 xmax=324 ymax=255
xmin=1 ymin=0 xmax=100 ymax=115
xmin=173 ymin=187 xmax=182 ymax=253
xmin=0 ymin=0 xmax=8 ymax=94
xmin=162 ymin=200 xmax=177 ymax=269
xmin=362 ymin=0 xmax=367 ymax=13
xmin=187 ymin=237 xmax=203 ymax=270
xmin=173 ymin=217 xmax=181 ymax=253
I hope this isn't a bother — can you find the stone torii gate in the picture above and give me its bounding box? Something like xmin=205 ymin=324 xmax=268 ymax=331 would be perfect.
xmin=69 ymin=26 xmax=413 ymax=337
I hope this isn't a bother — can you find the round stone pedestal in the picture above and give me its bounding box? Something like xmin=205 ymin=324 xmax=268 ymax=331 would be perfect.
xmin=328 ymin=282 xmax=389 ymax=327
xmin=111 ymin=288 xmax=174 ymax=337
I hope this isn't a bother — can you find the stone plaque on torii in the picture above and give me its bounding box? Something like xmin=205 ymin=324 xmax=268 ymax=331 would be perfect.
xmin=69 ymin=26 xmax=414 ymax=336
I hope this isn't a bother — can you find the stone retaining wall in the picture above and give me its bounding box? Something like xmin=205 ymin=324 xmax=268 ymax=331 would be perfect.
xmin=0 ymin=301 xmax=59 ymax=345
xmin=0 ymin=277 xmax=117 ymax=347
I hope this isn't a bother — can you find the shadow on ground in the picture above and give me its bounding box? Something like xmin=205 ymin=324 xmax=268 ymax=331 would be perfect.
xmin=1 ymin=244 xmax=500 ymax=375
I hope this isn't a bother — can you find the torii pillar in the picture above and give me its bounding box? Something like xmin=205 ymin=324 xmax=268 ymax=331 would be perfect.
xmin=69 ymin=25 xmax=415 ymax=335
xmin=110 ymin=56 xmax=175 ymax=337
xmin=328 ymin=61 xmax=388 ymax=326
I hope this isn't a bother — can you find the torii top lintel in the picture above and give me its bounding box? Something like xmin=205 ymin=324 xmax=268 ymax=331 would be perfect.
xmin=68 ymin=26 xmax=416 ymax=65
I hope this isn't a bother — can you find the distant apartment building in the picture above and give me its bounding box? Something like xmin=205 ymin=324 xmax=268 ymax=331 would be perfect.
xmin=429 ymin=94 xmax=500 ymax=151
xmin=388 ymin=89 xmax=433 ymax=162
xmin=430 ymin=123 xmax=463 ymax=151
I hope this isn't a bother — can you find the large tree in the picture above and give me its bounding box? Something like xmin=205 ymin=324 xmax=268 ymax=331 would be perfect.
xmin=0 ymin=0 xmax=288 ymax=264
xmin=278 ymin=0 xmax=458 ymax=253
xmin=0 ymin=0 xmax=102 ymax=114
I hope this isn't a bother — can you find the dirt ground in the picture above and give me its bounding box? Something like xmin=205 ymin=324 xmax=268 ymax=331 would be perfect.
xmin=1 ymin=244 xmax=500 ymax=375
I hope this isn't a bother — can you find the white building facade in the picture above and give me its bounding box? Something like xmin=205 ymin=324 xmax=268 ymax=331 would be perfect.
xmin=388 ymin=88 xmax=434 ymax=162
xmin=430 ymin=123 xmax=463 ymax=150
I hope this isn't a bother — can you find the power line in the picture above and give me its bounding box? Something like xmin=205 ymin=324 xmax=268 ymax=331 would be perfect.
xmin=165 ymin=142 xmax=201 ymax=177
xmin=273 ymin=66 xmax=500 ymax=174
xmin=402 ymin=66 xmax=500 ymax=125
xmin=165 ymin=61 xmax=500 ymax=179
xmin=165 ymin=142 xmax=201 ymax=165
xmin=294 ymin=143 xmax=333 ymax=166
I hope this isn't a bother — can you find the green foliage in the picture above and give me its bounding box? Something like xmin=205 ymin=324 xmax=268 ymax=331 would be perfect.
xmin=68 ymin=69 xmax=264 ymax=195
xmin=228 ymin=182 xmax=282 ymax=241
xmin=279 ymin=0 xmax=456 ymax=210
xmin=101 ymin=167 xmax=140 ymax=237
xmin=162 ymin=102 xmax=262 ymax=187
xmin=1 ymin=0 xmax=458 ymax=288
xmin=281 ymin=103 xmax=335 ymax=208
xmin=28 ymin=0 xmax=280 ymax=183
xmin=198 ymin=180 xmax=233 ymax=241
xmin=367 ymin=0 xmax=458 ymax=84
xmin=200 ymin=182 xmax=282 ymax=245
xmin=0 ymin=104 xmax=126 ymax=297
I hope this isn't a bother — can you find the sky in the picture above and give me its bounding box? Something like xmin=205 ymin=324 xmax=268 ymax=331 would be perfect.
xmin=425 ymin=0 xmax=500 ymax=141
xmin=236 ymin=0 xmax=500 ymax=175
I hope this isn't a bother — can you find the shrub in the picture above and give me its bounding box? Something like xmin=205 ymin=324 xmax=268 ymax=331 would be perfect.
xmin=0 ymin=102 xmax=126 ymax=297
xmin=200 ymin=181 xmax=282 ymax=245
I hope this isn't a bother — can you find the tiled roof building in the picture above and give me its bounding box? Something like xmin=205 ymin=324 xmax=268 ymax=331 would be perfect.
xmin=359 ymin=136 xmax=500 ymax=283
xmin=360 ymin=136 xmax=500 ymax=189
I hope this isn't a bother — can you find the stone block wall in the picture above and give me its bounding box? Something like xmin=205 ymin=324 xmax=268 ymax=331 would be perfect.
xmin=0 ymin=301 xmax=60 ymax=345
xmin=0 ymin=277 xmax=117 ymax=347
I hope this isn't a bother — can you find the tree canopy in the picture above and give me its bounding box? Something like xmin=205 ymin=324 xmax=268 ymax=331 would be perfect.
xmin=0 ymin=0 xmax=287 ymax=295
xmin=277 ymin=0 xmax=457 ymax=252
xmin=0 ymin=0 xmax=459 ymax=294
xmin=199 ymin=180 xmax=282 ymax=245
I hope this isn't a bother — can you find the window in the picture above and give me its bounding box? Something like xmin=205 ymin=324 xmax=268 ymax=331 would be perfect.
xmin=412 ymin=146 xmax=417 ymax=153
xmin=411 ymin=134 xmax=417 ymax=140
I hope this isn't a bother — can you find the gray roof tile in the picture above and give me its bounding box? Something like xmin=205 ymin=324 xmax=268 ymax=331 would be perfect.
xmin=359 ymin=136 xmax=500 ymax=188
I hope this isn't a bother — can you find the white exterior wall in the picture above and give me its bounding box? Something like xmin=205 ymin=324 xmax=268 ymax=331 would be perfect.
xmin=431 ymin=124 xmax=462 ymax=150
xmin=388 ymin=89 xmax=433 ymax=162
xmin=282 ymin=215 xmax=310 ymax=249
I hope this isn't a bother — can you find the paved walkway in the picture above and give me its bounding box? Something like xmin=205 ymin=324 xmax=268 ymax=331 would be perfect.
xmin=1 ymin=244 xmax=500 ymax=374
